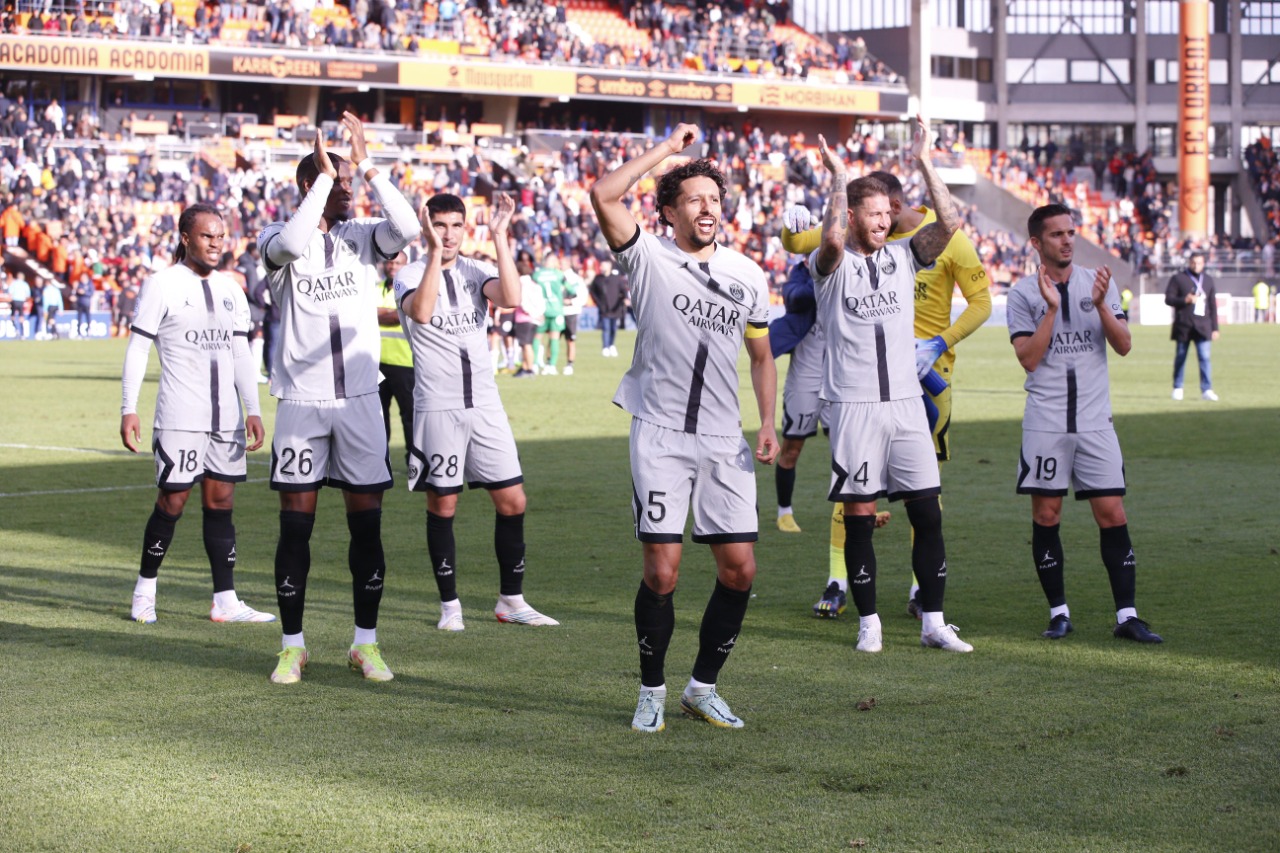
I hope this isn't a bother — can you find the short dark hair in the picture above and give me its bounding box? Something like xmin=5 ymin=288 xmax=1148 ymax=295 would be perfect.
xmin=846 ymin=176 xmax=890 ymax=211
xmin=296 ymin=152 xmax=347 ymax=192
xmin=426 ymin=193 xmax=467 ymax=218
xmin=656 ymin=158 xmax=726 ymax=228
xmin=173 ymin=202 xmax=222 ymax=264
xmin=865 ymin=170 xmax=904 ymax=199
xmin=1027 ymin=203 xmax=1074 ymax=239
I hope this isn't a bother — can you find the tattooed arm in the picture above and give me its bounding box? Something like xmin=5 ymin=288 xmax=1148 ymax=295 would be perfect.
xmin=590 ymin=123 xmax=701 ymax=251
xmin=814 ymin=133 xmax=847 ymax=279
xmin=907 ymin=115 xmax=961 ymax=267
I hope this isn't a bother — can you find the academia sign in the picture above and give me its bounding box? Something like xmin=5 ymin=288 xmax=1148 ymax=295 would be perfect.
xmin=0 ymin=36 xmax=207 ymax=76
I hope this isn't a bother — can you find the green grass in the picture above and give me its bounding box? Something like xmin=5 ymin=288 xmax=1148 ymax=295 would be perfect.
xmin=0 ymin=326 xmax=1277 ymax=852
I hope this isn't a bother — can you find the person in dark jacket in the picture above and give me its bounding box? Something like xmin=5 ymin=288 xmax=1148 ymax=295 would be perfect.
xmin=588 ymin=261 xmax=629 ymax=357
xmin=1164 ymin=250 xmax=1219 ymax=401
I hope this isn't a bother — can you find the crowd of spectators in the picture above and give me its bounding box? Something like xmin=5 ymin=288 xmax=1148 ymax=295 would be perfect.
xmin=1245 ymin=137 xmax=1279 ymax=242
xmin=2 ymin=0 xmax=899 ymax=83
xmin=2 ymin=102 xmax=1044 ymax=346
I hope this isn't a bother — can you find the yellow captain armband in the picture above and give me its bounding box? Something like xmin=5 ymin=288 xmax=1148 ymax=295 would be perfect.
xmin=745 ymin=323 xmax=770 ymax=339
xmin=781 ymin=226 xmax=823 ymax=255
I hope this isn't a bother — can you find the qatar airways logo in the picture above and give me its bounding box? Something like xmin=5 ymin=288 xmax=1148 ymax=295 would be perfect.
xmin=295 ymin=270 xmax=359 ymax=302
xmin=430 ymin=309 xmax=486 ymax=334
xmin=1050 ymin=329 xmax=1095 ymax=355
xmin=184 ymin=328 xmax=232 ymax=350
xmin=844 ymin=290 xmax=901 ymax=318
xmin=672 ymin=293 xmax=740 ymax=337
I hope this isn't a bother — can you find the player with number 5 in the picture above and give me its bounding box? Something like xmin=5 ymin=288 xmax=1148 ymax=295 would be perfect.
xmin=591 ymin=123 xmax=778 ymax=733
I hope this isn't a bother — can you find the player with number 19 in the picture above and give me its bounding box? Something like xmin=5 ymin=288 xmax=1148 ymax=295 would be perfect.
xmin=395 ymin=192 xmax=558 ymax=631
xmin=590 ymin=123 xmax=778 ymax=734
xmin=120 ymin=203 xmax=274 ymax=625
xmin=1008 ymin=203 xmax=1161 ymax=643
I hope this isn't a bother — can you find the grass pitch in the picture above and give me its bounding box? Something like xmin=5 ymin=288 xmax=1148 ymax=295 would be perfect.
xmin=0 ymin=325 xmax=1276 ymax=852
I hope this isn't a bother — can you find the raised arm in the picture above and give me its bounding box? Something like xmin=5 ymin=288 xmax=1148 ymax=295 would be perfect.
xmin=484 ymin=193 xmax=521 ymax=309
xmin=1091 ymin=265 xmax=1131 ymax=356
xmin=907 ymin=115 xmax=961 ymax=267
xmin=344 ymin=112 xmax=421 ymax=256
xmin=589 ymin=123 xmax=700 ymax=250
xmin=262 ymin=133 xmax=334 ymax=268
xmin=402 ymin=203 xmax=442 ymax=325
xmin=1011 ymin=265 xmax=1060 ymax=372
xmin=813 ymin=134 xmax=846 ymax=278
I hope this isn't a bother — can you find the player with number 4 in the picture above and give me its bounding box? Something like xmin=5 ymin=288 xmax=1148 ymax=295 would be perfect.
xmin=809 ymin=115 xmax=973 ymax=655
xmin=1008 ymin=203 xmax=1162 ymax=644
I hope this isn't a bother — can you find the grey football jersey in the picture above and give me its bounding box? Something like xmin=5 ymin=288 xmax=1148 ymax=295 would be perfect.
xmin=259 ymin=218 xmax=389 ymax=401
xmin=810 ymin=242 xmax=923 ymax=403
xmin=130 ymin=264 xmax=251 ymax=432
xmin=395 ymin=255 xmax=502 ymax=412
xmin=612 ymin=228 xmax=770 ymax=437
xmin=787 ymin=314 xmax=825 ymax=393
xmin=1007 ymin=265 xmax=1124 ymax=433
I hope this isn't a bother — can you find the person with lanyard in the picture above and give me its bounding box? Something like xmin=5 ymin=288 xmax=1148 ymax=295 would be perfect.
xmin=1164 ymin=249 xmax=1219 ymax=402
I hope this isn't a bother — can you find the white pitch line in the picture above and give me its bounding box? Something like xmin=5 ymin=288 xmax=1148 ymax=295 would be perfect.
xmin=0 ymin=442 xmax=133 ymax=457
xmin=0 ymin=477 xmax=271 ymax=499
xmin=0 ymin=442 xmax=271 ymax=465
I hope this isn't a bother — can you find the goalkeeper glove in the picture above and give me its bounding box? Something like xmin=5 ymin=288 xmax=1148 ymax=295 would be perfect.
xmin=782 ymin=205 xmax=813 ymax=233
xmin=914 ymin=335 xmax=948 ymax=380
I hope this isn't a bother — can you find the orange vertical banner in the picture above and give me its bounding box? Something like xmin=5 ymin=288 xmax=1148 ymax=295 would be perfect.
xmin=1178 ymin=0 xmax=1210 ymax=240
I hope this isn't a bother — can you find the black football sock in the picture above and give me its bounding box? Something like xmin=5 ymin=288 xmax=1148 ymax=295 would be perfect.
xmin=906 ymin=497 xmax=947 ymax=612
xmin=634 ymin=581 xmax=675 ymax=688
xmin=347 ymin=509 xmax=385 ymax=631
xmin=844 ymin=514 xmax=878 ymax=616
xmin=202 ymin=507 xmax=236 ymax=594
xmin=494 ymin=512 xmax=525 ymax=597
xmin=1100 ymin=524 xmax=1137 ymax=611
xmin=691 ymin=580 xmax=751 ymax=685
xmin=1032 ymin=522 xmax=1067 ymax=608
xmin=139 ymin=504 xmax=181 ymax=579
xmin=275 ymin=510 xmax=315 ymax=636
xmin=775 ymin=463 xmax=797 ymax=508
xmin=426 ymin=511 xmax=458 ymax=602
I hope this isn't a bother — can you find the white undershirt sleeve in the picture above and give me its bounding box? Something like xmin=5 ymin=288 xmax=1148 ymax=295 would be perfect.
xmin=263 ymin=173 xmax=334 ymax=267
xmin=120 ymin=333 xmax=153 ymax=416
xmin=232 ymin=334 xmax=262 ymax=418
xmin=367 ymin=171 xmax=421 ymax=258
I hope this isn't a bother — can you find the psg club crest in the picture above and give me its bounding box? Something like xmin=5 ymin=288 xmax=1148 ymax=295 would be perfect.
xmin=344 ymin=238 xmax=359 ymax=257
xmin=223 ymin=298 xmax=234 ymax=312
xmin=1079 ymin=297 xmax=1095 ymax=313
xmin=463 ymin=281 xmax=476 ymax=294
xmin=880 ymin=257 xmax=897 ymax=276
xmin=729 ymin=283 xmax=744 ymax=301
